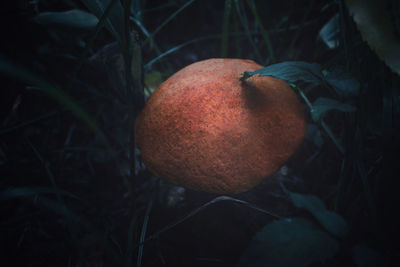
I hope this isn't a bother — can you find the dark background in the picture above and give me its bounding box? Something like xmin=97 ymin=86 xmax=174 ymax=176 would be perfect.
xmin=1 ymin=0 xmax=399 ymax=266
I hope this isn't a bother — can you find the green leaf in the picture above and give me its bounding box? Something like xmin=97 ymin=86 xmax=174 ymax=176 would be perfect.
xmin=237 ymin=218 xmax=340 ymax=267
xmin=346 ymin=0 xmax=400 ymax=75
xmin=311 ymin=97 xmax=356 ymax=122
xmin=34 ymin=9 xmax=99 ymax=30
xmin=242 ymin=61 xmax=324 ymax=84
xmin=323 ymin=68 xmax=360 ymax=98
xmin=352 ymin=245 xmax=384 ymax=267
xmin=289 ymin=192 xmax=349 ymax=238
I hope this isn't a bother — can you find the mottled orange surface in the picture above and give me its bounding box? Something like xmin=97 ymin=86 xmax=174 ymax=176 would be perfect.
xmin=135 ymin=58 xmax=306 ymax=194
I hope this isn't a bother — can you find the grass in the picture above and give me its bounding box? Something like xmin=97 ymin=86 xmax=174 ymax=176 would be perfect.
xmin=1 ymin=0 xmax=398 ymax=266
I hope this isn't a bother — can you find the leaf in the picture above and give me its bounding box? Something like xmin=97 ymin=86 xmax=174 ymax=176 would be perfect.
xmin=319 ymin=13 xmax=340 ymax=49
xmin=311 ymin=97 xmax=356 ymax=122
xmin=323 ymin=68 xmax=360 ymax=98
xmin=237 ymin=218 xmax=340 ymax=267
xmin=346 ymin=0 xmax=400 ymax=75
xmin=352 ymin=245 xmax=384 ymax=267
xmin=34 ymin=10 xmax=99 ymax=30
xmin=289 ymin=192 xmax=349 ymax=238
xmin=242 ymin=61 xmax=360 ymax=99
xmin=242 ymin=61 xmax=324 ymax=84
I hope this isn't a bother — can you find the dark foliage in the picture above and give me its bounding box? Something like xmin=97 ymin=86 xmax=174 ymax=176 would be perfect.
xmin=1 ymin=0 xmax=399 ymax=267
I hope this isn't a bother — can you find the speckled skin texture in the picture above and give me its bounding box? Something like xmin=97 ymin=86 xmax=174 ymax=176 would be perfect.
xmin=135 ymin=58 xmax=306 ymax=194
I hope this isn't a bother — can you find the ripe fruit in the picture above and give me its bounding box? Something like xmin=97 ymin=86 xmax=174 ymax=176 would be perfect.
xmin=135 ymin=58 xmax=306 ymax=194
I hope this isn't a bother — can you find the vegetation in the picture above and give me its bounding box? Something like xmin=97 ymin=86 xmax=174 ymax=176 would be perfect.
xmin=0 ymin=0 xmax=398 ymax=266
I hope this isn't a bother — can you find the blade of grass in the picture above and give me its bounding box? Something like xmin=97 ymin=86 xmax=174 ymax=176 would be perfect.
xmin=151 ymin=0 xmax=196 ymax=38
xmin=141 ymin=2 xmax=177 ymax=13
xmin=221 ymin=0 xmax=232 ymax=57
xmin=0 ymin=186 xmax=85 ymax=203
xmin=141 ymin=196 xmax=282 ymax=245
xmin=126 ymin=214 xmax=138 ymax=267
xmin=146 ymin=29 xmax=284 ymax=71
xmin=29 ymin=195 xmax=90 ymax=228
xmin=130 ymin=35 xmax=144 ymax=112
xmin=137 ymin=197 xmax=153 ymax=267
xmin=129 ymin=16 xmax=167 ymax=76
xmin=28 ymin=140 xmax=69 ymax=215
xmin=333 ymin=154 xmax=349 ymax=211
xmin=0 ymin=109 xmax=58 ymax=135
xmin=130 ymin=16 xmax=161 ymax=54
xmin=144 ymin=35 xmax=219 ymax=70
xmin=0 ymin=59 xmax=132 ymax=194
xmin=356 ymin=159 xmax=377 ymax=224
xmin=121 ymin=0 xmax=144 ymax=187
xmin=122 ymin=0 xmax=133 ymax=92
xmin=356 ymin=158 xmax=384 ymax=244
xmin=28 ymin=140 xmax=88 ymax=266
xmin=0 ymin=211 xmax=42 ymax=226
xmin=293 ymin=84 xmax=345 ymax=154
xmin=0 ymin=96 xmax=97 ymax=136
xmin=121 ymin=0 xmax=144 ymax=185
xmin=73 ymin=0 xmax=120 ymax=76
xmin=130 ymin=0 xmax=142 ymax=22
xmin=382 ymin=72 xmax=394 ymax=188
xmin=320 ymin=120 xmax=345 ymax=154
xmin=81 ymin=0 xmax=124 ymax=45
xmin=232 ymin=5 xmax=242 ymax=57
xmin=338 ymin=0 xmax=350 ymax=70
xmin=233 ymin=0 xmax=263 ymax=62
xmin=287 ymin=0 xmax=316 ymax=58
xmin=245 ymin=0 xmax=275 ymax=63
xmin=0 ymin=60 xmax=110 ymax=151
